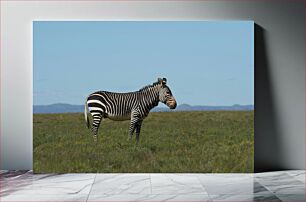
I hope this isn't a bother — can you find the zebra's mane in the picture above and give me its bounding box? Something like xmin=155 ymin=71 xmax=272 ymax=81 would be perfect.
xmin=138 ymin=81 xmax=160 ymax=92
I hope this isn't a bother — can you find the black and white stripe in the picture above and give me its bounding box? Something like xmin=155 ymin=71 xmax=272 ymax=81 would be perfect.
xmin=84 ymin=78 xmax=177 ymax=143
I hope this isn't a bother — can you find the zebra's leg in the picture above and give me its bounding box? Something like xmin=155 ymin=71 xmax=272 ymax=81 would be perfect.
xmin=129 ymin=110 xmax=141 ymax=140
xmin=128 ymin=121 xmax=136 ymax=141
xmin=128 ymin=113 xmax=140 ymax=140
xmin=135 ymin=120 xmax=143 ymax=144
xmin=91 ymin=113 xmax=103 ymax=142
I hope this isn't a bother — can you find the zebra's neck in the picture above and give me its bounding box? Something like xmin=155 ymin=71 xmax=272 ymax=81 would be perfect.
xmin=139 ymin=85 xmax=160 ymax=111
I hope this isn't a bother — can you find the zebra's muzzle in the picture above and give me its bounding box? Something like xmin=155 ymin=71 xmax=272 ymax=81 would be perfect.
xmin=167 ymin=98 xmax=177 ymax=109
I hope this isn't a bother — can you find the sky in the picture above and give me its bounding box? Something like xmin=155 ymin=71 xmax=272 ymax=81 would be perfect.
xmin=34 ymin=21 xmax=254 ymax=106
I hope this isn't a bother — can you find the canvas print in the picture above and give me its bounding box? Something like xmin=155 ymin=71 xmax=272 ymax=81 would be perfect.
xmin=33 ymin=21 xmax=254 ymax=173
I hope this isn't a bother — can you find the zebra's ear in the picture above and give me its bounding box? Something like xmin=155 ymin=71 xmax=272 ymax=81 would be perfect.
xmin=157 ymin=78 xmax=163 ymax=84
xmin=162 ymin=78 xmax=167 ymax=84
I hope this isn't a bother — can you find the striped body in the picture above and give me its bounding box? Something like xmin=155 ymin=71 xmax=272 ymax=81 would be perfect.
xmin=84 ymin=78 xmax=177 ymax=143
xmin=87 ymin=91 xmax=158 ymax=121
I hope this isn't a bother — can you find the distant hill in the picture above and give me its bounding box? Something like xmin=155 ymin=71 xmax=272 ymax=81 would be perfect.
xmin=33 ymin=103 xmax=84 ymax=114
xmin=152 ymin=103 xmax=254 ymax=112
xmin=33 ymin=103 xmax=254 ymax=114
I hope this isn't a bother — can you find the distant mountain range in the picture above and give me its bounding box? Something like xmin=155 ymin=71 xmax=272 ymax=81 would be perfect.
xmin=152 ymin=103 xmax=254 ymax=112
xmin=33 ymin=103 xmax=254 ymax=114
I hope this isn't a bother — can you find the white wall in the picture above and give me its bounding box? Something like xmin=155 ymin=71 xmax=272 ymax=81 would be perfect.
xmin=1 ymin=0 xmax=304 ymax=171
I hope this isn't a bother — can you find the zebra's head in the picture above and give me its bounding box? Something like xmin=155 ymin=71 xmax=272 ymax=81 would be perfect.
xmin=158 ymin=78 xmax=177 ymax=109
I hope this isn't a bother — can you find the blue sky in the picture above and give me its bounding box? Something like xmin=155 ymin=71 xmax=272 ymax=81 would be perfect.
xmin=34 ymin=21 xmax=254 ymax=106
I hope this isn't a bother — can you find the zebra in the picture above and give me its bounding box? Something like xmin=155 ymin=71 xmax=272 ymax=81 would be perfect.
xmin=84 ymin=78 xmax=177 ymax=143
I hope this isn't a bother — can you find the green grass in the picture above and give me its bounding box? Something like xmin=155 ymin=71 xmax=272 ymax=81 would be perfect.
xmin=33 ymin=111 xmax=254 ymax=173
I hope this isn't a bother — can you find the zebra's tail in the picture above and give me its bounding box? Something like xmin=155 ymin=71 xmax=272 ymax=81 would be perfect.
xmin=84 ymin=99 xmax=90 ymax=129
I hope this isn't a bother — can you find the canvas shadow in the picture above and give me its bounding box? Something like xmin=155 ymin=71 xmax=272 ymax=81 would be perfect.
xmin=254 ymin=24 xmax=285 ymax=172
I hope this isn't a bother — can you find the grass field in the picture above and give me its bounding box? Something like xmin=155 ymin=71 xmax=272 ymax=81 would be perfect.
xmin=33 ymin=111 xmax=254 ymax=173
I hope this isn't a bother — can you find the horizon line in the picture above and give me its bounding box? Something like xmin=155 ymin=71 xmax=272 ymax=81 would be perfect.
xmin=33 ymin=103 xmax=254 ymax=107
